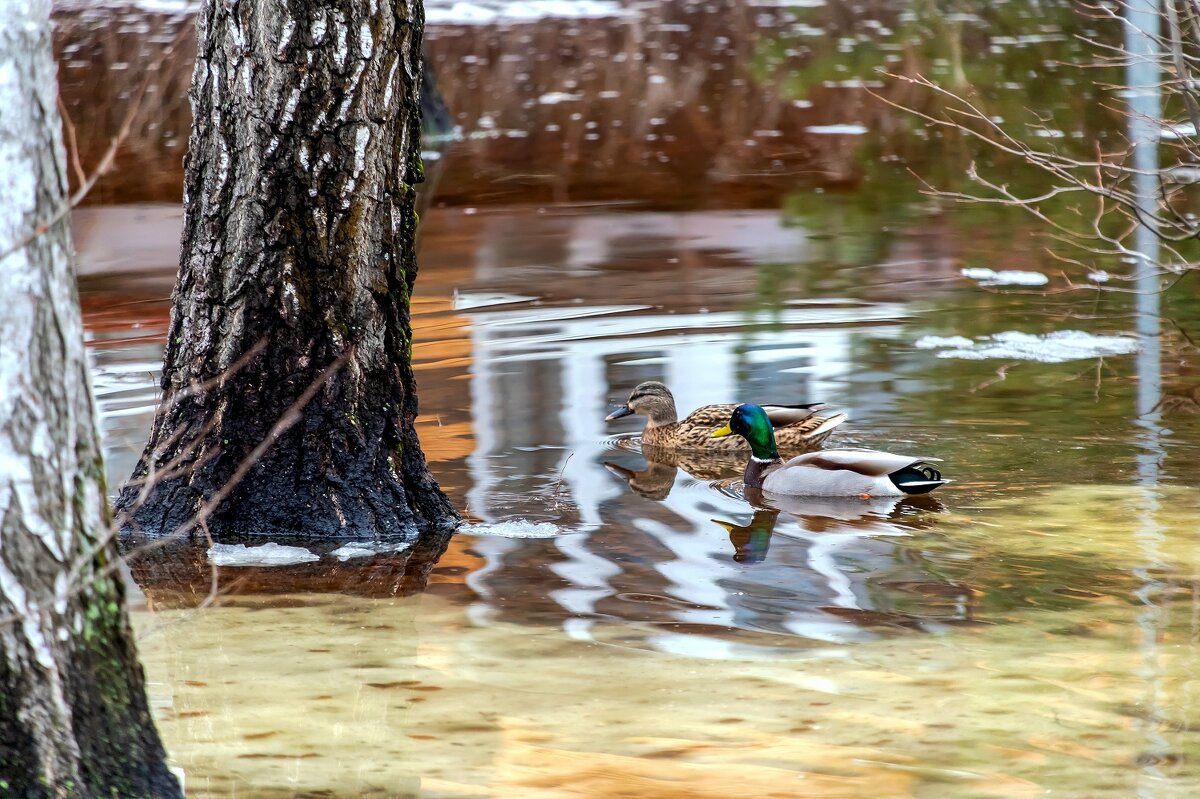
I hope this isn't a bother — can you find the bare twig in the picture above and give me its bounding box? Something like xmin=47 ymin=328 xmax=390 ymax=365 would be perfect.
xmin=0 ymin=22 xmax=193 ymax=263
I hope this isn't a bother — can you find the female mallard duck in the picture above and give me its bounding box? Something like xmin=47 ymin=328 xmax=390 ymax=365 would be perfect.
xmin=712 ymin=403 xmax=948 ymax=496
xmin=605 ymin=381 xmax=845 ymax=452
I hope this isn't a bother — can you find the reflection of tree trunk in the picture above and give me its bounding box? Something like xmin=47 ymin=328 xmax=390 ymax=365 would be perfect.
xmin=116 ymin=0 xmax=459 ymax=538
xmin=0 ymin=5 xmax=179 ymax=794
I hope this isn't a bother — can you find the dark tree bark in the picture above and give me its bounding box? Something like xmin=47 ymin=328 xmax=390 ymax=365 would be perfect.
xmin=116 ymin=0 xmax=459 ymax=539
xmin=0 ymin=3 xmax=181 ymax=795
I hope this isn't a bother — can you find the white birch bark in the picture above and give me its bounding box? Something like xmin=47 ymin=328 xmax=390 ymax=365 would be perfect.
xmin=0 ymin=1 xmax=180 ymax=794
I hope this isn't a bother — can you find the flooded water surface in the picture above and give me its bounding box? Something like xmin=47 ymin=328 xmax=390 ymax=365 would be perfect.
xmin=66 ymin=0 xmax=1200 ymax=796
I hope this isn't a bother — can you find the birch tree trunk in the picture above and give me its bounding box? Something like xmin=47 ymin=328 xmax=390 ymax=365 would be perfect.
xmin=0 ymin=2 xmax=181 ymax=795
xmin=116 ymin=0 xmax=459 ymax=538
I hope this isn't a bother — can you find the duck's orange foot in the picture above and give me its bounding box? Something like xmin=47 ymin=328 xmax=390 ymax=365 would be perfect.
xmin=859 ymin=493 xmax=873 ymax=500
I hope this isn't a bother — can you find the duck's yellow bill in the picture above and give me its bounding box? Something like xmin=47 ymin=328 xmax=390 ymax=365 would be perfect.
xmin=711 ymin=423 xmax=732 ymax=438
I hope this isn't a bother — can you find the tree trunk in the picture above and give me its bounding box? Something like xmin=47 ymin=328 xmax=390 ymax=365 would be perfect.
xmin=0 ymin=2 xmax=181 ymax=795
xmin=116 ymin=0 xmax=459 ymax=539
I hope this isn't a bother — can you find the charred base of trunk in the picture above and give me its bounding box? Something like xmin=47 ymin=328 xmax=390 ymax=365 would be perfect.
xmin=116 ymin=395 xmax=459 ymax=540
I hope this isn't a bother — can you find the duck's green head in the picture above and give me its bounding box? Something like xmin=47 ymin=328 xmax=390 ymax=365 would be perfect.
xmin=711 ymin=403 xmax=779 ymax=461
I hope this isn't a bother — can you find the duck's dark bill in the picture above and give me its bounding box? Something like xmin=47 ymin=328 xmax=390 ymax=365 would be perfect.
xmin=605 ymin=405 xmax=634 ymax=421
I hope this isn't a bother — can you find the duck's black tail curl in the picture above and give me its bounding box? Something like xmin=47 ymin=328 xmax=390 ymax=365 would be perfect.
xmin=889 ymin=463 xmax=948 ymax=495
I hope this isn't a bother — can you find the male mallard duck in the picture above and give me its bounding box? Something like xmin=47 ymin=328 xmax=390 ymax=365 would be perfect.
xmin=605 ymin=381 xmax=845 ymax=452
xmin=712 ymin=403 xmax=948 ymax=496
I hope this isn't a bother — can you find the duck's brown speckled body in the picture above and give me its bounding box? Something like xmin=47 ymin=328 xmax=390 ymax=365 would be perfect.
xmin=606 ymin=381 xmax=845 ymax=453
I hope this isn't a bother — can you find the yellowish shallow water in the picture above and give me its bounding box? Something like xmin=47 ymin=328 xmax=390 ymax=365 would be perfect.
xmin=133 ymin=486 xmax=1200 ymax=799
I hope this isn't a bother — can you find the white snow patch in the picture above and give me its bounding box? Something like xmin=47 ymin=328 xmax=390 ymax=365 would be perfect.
xmin=538 ymin=91 xmax=581 ymax=104
xmin=1088 ymin=270 xmax=1111 ymax=283
xmin=281 ymin=86 xmax=301 ymax=125
xmin=207 ymin=543 xmax=320 ymax=567
xmin=960 ymin=267 xmax=1048 ymax=286
xmin=330 ymin=542 xmax=412 ymax=561
xmin=353 ymin=125 xmax=370 ymax=176
xmin=425 ymin=0 xmax=631 ymax=25
xmin=745 ymin=0 xmax=826 ymax=6
xmin=333 ymin=19 xmax=349 ymax=68
xmin=914 ymin=335 xmax=975 ymax=350
xmin=310 ymin=14 xmax=327 ymax=44
xmin=915 ymin=330 xmax=1139 ymax=363
xmin=804 ymin=124 xmax=868 ymax=135
xmin=277 ymin=17 xmax=296 ymax=55
xmin=463 ymin=520 xmax=563 ymax=538
xmin=1160 ymin=122 xmax=1196 ymax=140
xmin=359 ymin=21 xmax=373 ymax=58
xmin=382 ymin=58 xmax=399 ymax=108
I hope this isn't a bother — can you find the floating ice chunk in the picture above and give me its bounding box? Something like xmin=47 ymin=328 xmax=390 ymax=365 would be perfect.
xmin=330 ymin=542 xmax=412 ymax=561
xmin=454 ymin=290 xmax=538 ymax=310
xmin=990 ymin=271 xmax=1048 ymax=286
xmin=538 ymin=92 xmax=581 ymax=104
xmin=914 ymin=335 xmax=974 ymax=350
xmin=1160 ymin=121 xmax=1196 ymax=140
xmin=1088 ymin=271 xmax=1111 ymax=283
xmin=918 ymin=330 xmax=1138 ymax=363
xmin=804 ymin=124 xmax=868 ymax=135
xmin=207 ymin=543 xmax=319 ymax=567
xmin=425 ymin=0 xmax=630 ymax=25
xmin=464 ymin=520 xmax=563 ymax=538
xmin=960 ymin=267 xmax=1048 ymax=286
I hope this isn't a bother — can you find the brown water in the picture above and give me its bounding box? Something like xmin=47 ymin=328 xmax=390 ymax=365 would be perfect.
xmin=67 ymin=0 xmax=1200 ymax=796
xmin=81 ymin=199 xmax=1200 ymax=798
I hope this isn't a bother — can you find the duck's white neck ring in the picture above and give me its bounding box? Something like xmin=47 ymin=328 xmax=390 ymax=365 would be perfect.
xmin=750 ymin=455 xmax=776 ymax=463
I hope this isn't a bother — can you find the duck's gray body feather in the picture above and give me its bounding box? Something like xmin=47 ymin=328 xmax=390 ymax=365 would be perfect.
xmin=760 ymin=449 xmax=943 ymax=496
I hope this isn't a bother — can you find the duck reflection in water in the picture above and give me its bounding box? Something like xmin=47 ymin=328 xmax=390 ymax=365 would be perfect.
xmin=604 ymin=439 xmax=753 ymax=494
xmin=711 ymin=508 xmax=780 ymax=564
xmin=603 ymin=442 xmax=745 ymax=500
xmin=710 ymin=486 xmax=944 ymax=564
xmin=606 ymin=449 xmax=944 ymax=566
